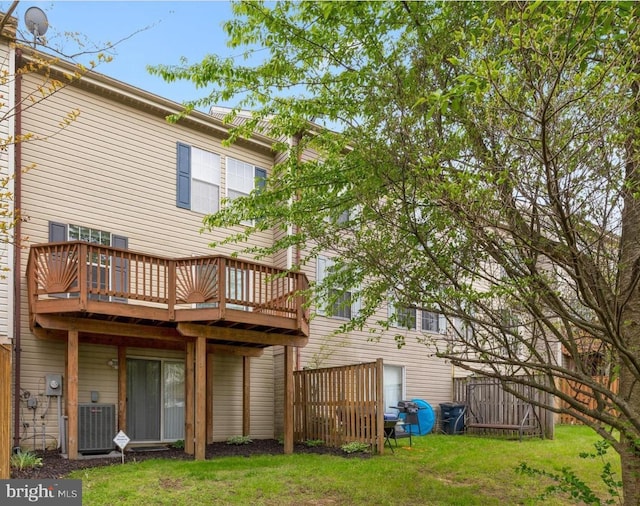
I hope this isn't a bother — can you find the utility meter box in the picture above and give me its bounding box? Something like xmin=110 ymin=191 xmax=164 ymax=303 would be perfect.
xmin=45 ymin=374 xmax=63 ymax=396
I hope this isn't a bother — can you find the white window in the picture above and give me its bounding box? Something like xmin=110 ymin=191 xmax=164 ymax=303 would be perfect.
xmin=68 ymin=224 xmax=111 ymax=246
xmin=316 ymin=256 xmax=360 ymax=319
xmin=388 ymin=296 xmax=447 ymax=333
xmin=387 ymin=298 xmax=417 ymax=330
xmin=177 ymin=144 xmax=266 ymax=217
xmin=422 ymin=310 xmax=446 ymax=333
xmin=227 ymin=157 xmax=253 ymax=200
xmin=226 ymin=157 xmax=267 ymax=225
xmin=52 ymin=223 xmax=128 ymax=301
xmin=191 ymin=147 xmax=221 ymax=214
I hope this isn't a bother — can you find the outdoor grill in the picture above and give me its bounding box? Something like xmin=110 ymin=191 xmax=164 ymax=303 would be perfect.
xmin=395 ymin=400 xmax=419 ymax=415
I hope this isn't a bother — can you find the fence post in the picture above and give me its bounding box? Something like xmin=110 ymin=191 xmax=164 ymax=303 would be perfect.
xmin=0 ymin=344 xmax=10 ymax=478
xmin=375 ymin=358 xmax=384 ymax=454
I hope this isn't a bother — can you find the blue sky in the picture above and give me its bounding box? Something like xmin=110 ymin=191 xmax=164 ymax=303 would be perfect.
xmin=4 ymin=1 xmax=244 ymax=106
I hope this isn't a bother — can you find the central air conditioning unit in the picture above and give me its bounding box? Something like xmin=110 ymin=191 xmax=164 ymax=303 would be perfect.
xmin=78 ymin=403 xmax=116 ymax=454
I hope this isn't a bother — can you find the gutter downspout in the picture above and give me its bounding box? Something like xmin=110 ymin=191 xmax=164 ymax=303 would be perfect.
xmin=12 ymin=47 xmax=22 ymax=451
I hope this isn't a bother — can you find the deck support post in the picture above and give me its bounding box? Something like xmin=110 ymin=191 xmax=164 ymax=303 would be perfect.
xmin=206 ymin=352 xmax=214 ymax=444
xmin=195 ymin=336 xmax=206 ymax=460
xmin=284 ymin=345 xmax=294 ymax=454
xmin=242 ymin=356 xmax=251 ymax=436
xmin=117 ymin=346 xmax=127 ymax=432
xmin=66 ymin=329 xmax=79 ymax=460
xmin=185 ymin=341 xmax=194 ymax=455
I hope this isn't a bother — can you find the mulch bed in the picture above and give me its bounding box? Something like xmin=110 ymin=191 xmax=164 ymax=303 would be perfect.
xmin=11 ymin=439 xmax=370 ymax=479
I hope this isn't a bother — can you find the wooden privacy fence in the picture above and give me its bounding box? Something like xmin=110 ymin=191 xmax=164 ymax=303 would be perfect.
xmin=453 ymin=376 xmax=553 ymax=439
xmin=557 ymin=376 xmax=618 ymax=425
xmin=0 ymin=344 xmax=10 ymax=479
xmin=293 ymin=359 xmax=385 ymax=452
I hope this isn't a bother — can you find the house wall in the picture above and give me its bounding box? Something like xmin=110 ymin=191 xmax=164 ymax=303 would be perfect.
xmin=272 ymin=253 xmax=455 ymax=436
xmin=14 ymin=54 xmax=458 ymax=449
xmin=0 ymin=32 xmax=14 ymax=344
xmin=15 ymin=68 xmax=280 ymax=448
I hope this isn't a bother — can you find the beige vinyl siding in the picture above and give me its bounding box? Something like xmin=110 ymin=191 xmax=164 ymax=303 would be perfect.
xmin=298 ymin=256 xmax=454 ymax=410
xmin=0 ymin=38 xmax=13 ymax=343
xmin=19 ymin=72 xmax=275 ymax=261
xmin=303 ymin=317 xmax=453 ymax=407
xmin=210 ymin=350 xmax=274 ymax=441
xmin=272 ymin=346 xmax=285 ymax=437
xmin=15 ymin=70 xmax=282 ymax=447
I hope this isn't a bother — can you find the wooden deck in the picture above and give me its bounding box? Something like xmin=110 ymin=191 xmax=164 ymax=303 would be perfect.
xmin=26 ymin=242 xmax=310 ymax=461
xmin=27 ymin=241 xmax=310 ymax=348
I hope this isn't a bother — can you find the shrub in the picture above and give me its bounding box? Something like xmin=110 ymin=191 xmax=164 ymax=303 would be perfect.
xmin=304 ymin=439 xmax=325 ymax=448
xmin=10 ymin=450 xmax=43 ymax=471
xmin=340 ymin=441 xmax=370 ymax=454
xmin=171 ymin=440 xmax=185 ymax=449
xmin=226 ymin=435 xmax=253 ymax=445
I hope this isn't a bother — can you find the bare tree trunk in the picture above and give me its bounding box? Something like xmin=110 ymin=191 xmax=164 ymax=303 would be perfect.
xmin=616 ymin=73 xmax=640 ymax=504
xmin=619 ymin=432 xmax=640 ymax=506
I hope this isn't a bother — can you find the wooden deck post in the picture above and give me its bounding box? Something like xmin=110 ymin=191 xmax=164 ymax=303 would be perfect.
xmin=117 ymin=346 xmax=127 ymax=432
xmin=243 ymin=356 xmax=250 ymax=436
xmin=0 ymin=345 xmax=10 ymax=479
xmin=206 ymin=352 xmax=214 ymax=444
xmin=284 ymin=345 xmax=294 ymax=454
xmin=66 ymin=329 xmax=79 ymax=460
xmin=195 ymin=336 xmax=206 ymax=460
xmin=168 ymin=260 xmax=176 ymax=321
xmin=218 ymin=257 xmax=226 ymax=319
xmin=185 ymin=341 xmax=194 ymax=455
xmin=375 ymin=358 xmax=384 ymax=454
xmin=78 ymin=244 xmax=87 ymax=311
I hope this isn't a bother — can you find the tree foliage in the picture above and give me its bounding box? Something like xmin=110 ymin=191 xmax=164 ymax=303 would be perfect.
xmin=152 ymin=2 xmax=640 ymax=502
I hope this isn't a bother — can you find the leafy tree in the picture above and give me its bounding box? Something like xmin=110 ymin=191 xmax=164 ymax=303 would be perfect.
xmin=152 ymin=2 xmax=640 ymax=502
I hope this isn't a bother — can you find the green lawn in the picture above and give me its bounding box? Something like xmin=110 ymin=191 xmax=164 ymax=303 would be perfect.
xmin=72 ymin=425 xmax=620 ymax=505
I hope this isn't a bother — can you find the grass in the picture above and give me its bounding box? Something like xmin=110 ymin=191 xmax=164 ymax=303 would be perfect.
xmin=71 ymin=425 xmax=620 ymax=505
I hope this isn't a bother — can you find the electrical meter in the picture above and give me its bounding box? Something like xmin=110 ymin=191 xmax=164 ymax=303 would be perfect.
xmin=45 ymin=374 xmax=63 ymax=396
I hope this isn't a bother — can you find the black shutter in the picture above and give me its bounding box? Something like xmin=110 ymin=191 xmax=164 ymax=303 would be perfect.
xmin=48 ymin=221 xmax=68 ymax=242
xmin=255 ymin=167 xmax=267 ymax=192
xmin=176 ymin=142 xmax=191 ymax=209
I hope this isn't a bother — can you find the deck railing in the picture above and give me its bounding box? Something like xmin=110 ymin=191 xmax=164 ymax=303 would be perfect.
xmin=27 ymin=242 xmax=309 ymax=333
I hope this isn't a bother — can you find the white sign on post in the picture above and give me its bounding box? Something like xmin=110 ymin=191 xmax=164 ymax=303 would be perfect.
xmin=113 ymin=430 xmax=130 ymax=464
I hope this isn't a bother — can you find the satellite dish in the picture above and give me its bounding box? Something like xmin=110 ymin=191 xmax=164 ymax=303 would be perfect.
xmin=24 ymin=6 xmax=48 ymax=46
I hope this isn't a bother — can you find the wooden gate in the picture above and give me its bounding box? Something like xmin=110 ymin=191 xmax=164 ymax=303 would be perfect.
xmin=293 ymin=359 xmax=385 ymax=452
xmin=0 ymin=344 xmax=10 ymax=479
